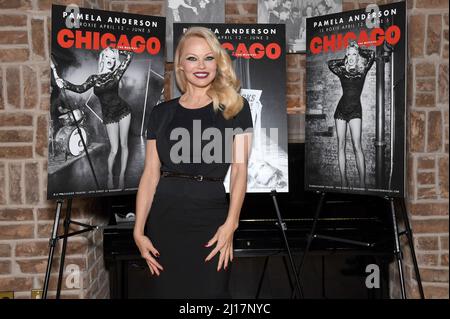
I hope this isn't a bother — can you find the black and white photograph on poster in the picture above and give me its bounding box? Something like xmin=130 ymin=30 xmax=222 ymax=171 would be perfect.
xmin=257 ymin=0 xmax=342 ymax=53
xmin=305 ymin=1 xmax=406 ymax=197
xmin=166 ymin=0 xmax=225 ymax=61
xmin=173 ymin=23 xmax=289 ymax=193
xmin=48 ymin=5 xmax=165 ymax=199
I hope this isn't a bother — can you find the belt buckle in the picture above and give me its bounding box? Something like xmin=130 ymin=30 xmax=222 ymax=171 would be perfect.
xmin=195 ymin=174 xmax=203 ymax=181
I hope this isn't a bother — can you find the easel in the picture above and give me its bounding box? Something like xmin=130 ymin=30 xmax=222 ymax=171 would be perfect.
xmin=42 ymin=199 xmax=99 ymax=298
xmin=255 ymin=190 xmax=304 ymax=299
xmin=43 ymin=58 xmax=101 ymax=299
xmin=292 ymin=191 xmax=424 ymax=299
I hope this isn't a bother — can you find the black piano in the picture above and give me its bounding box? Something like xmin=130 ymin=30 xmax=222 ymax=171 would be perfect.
xmin=103 ymin=143 xmax=394 ymax=299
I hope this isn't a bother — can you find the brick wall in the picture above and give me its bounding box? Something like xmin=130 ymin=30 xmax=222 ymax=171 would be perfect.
xmin=400 ymin=0 xmax=449 ymax=299
xmin=0 ymin=0 xmax=118 ymax=299
xmin=0 ymin=0 xmax=448 ymax=299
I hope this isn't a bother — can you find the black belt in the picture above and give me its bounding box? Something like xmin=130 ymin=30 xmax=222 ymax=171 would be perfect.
xmin=160 ymin=170 xmax=224 ymax=182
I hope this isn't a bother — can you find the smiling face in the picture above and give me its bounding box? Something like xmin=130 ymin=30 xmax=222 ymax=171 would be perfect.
xmin=179 ymin=36 xmax=217 ymax=89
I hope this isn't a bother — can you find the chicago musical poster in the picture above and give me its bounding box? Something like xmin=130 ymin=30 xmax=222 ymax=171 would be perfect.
xmin=174 ymin=23 xmax=289 ymax=193
xmin=48 ymin=5 xmax=165 ymax=199
xmin=305 ymin=1 xmax=406 ymax=197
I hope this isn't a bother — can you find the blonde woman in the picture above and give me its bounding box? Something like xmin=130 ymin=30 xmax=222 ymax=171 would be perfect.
xmin=328 ymin=40 xmax=375 ymax=188
xmin=54 ymin=47 xmax=133 ymax=190
xmin=134 ymin=27 xmax=253 ymax=298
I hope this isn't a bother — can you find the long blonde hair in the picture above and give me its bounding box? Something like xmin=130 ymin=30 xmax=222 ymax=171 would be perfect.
xmin=98 ymin=47 xmax=120 ymax=74
xmin=344 ymin=41 xmax=365 ymax=73
xmin=174 ymin=27 xmax=243 ymax=120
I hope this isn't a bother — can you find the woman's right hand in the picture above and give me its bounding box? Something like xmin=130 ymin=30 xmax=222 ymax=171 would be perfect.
xmin=133 ymin=234 xmax=164 ymax=276
xmin=55 ymin=78 xmax=65 ymax=89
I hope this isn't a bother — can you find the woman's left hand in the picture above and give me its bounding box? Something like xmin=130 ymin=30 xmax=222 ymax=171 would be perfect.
xmin=205 ymin=222 xmax=237 ymax=271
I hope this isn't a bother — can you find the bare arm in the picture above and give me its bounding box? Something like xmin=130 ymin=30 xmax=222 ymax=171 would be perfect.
xmin=226 ymin=132 xmax=253 ymax=229
xmin=134 ymin=139 xmax=161 ymax=237
xmin=133 ymin=139 xmax=163 ymax=275
xmin=205 ymin=132 xmax=253 ymax=271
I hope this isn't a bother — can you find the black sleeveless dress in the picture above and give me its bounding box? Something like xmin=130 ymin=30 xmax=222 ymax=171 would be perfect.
xmin=144 ymin=97 xmax=253 ymax=299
